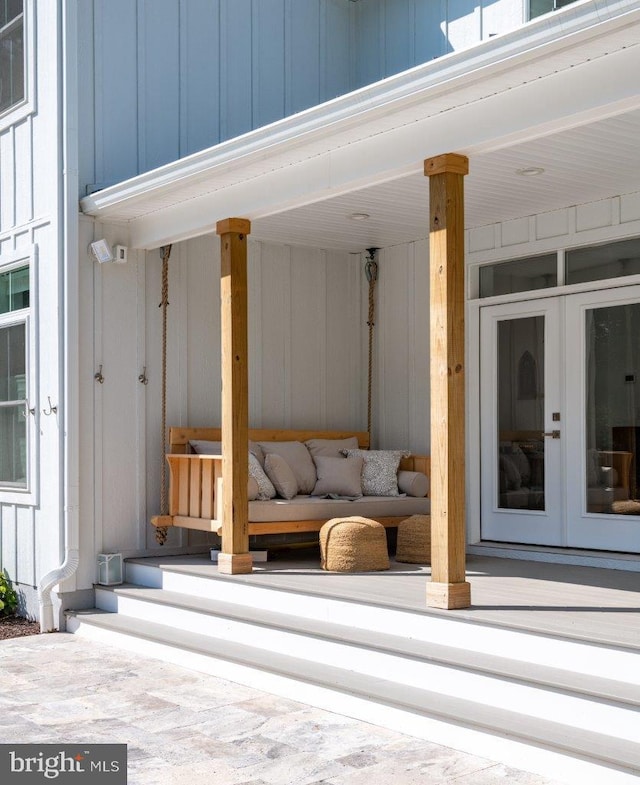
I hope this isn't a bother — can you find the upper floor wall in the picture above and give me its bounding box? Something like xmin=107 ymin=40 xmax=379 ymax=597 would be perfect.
xmin=79 ymin=0 xmax=533 ymax=196
xmin=351 ymin=0 xmax=525 ymax=88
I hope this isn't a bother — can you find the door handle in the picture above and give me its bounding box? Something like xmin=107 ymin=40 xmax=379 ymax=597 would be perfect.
xmin=543 ymin=430 xmax=560 ymax=439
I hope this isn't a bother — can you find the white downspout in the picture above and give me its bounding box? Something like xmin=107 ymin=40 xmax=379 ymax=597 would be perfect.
xmin=38 ymin=0 xmax=80 ymax=632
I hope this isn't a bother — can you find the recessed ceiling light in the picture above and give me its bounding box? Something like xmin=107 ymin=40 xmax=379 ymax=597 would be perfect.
xmin=516 ymin=167 xmax=545 ymax=176
xmin=349 ymin=212 xmax=370 ymax=221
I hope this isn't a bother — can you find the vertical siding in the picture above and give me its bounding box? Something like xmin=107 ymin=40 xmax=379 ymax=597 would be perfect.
xmin=254 ymin=0 xmax=285 ymax=128
xmin=93 ymin=0 xmax=139 ymax=185
xmin=137 ymin=0 xmax=181 ymax=172
xmin=373 ymin=241 xmax=430 ymax=455
xmin=353 ymin=0 xmax=525 ymax=88
xmin=179 ymin=0 xmax=221 ymax=156
xmin=80 ymin=0 xmax=353 ymax=192
xmin=220 ymin=0 xmax=254 ymax=140
xmin=0 ymin=129 xmax=14 ymax=230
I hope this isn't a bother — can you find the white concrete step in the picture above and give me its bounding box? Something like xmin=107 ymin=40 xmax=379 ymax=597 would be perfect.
xmin=94 ymin=582 xmax=640 ymax=742
xmin=124 ymin=557 xmax=640 ymax=684
xmin=66 ymin=608 xmax=640 ymax=785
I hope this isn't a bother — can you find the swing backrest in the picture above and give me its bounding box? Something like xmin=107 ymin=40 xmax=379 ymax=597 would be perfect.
xmin=168 ymin=427 xmax=371 ymax=454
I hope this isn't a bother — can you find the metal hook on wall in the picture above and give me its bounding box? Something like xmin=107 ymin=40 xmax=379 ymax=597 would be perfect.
xmin=94 ymin=365 xmax=104 ymax=384
xmin=138 ymin=367 xmax=148 ymax=385
xmin=43 ymin=396 xmax=57 ymax=416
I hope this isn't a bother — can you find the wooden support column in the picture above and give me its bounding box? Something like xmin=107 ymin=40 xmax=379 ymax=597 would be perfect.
xmin=216 ymin=217 xmax=252 ymax=574
xmin=424 ymin=154 xmax=471 ymax=609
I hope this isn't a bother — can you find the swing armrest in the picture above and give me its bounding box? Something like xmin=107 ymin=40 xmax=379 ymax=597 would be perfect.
xmin=167 ymin=454 xmax=224 ymax=527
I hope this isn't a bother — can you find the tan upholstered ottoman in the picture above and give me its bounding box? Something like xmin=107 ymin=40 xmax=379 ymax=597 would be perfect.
xmin=320 ymin=516 xmax=389 ymax=572
xmin=396 ymin=514 xmax=431 ymax=564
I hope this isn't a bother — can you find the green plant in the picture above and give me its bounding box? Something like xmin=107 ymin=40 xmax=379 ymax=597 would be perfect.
xmin=0 ymin=570 xmax=18 ymax=617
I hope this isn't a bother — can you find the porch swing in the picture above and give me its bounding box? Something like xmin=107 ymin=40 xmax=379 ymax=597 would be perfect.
xmin=150 ymin=245 xmax=430 ymax=545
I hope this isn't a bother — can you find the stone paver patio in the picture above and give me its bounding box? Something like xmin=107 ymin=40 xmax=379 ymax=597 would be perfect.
xmin=0 ymin=633 xmax=562 ymax=785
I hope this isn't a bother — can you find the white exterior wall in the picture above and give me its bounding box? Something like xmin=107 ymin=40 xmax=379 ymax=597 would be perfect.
xmin=78 ymin=0 xmax=528 ymax=194
xmin=78 ymin=0 xmax=352 ymax=193
xmin=352 ymin=0 xmax=524 ymax=88
xmin=80 ymin=234 xmax=365 ymax=556
xmin=0 ymin=2 xmax=64 ymax=617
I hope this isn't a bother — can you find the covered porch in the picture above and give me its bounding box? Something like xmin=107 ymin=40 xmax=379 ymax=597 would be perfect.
xmin=79 ymin=1 xmax=640 ymax=604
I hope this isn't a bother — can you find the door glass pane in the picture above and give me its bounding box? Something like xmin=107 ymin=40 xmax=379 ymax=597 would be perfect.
xmin=585 ymin=304 xmax=640 ymax=516
xmin=497 ymin=317 xmax=545 ymax=510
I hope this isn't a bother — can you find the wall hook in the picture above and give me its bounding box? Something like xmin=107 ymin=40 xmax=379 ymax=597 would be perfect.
xmin=94 ymin=365 xmax=104 ymax=384
xmin=43 ymin=396 xmax=57 ymax=416
xmin=138 ymin=367 xmax=148 ymax=385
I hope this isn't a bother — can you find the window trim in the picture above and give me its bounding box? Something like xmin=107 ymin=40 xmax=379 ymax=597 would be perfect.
xmin=0 ymin=0 xmax=35 ymax=130
xmin=0 ymin=246 xmax=37 ymax=505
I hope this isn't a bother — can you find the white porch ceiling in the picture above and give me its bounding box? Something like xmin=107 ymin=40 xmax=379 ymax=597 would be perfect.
xmin=250 ymin=110 xmax=640 ymax=253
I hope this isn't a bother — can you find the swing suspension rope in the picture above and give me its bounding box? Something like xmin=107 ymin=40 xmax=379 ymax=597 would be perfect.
xmin=155 ymin=244 xmax=172 ymax=545
xmin=365 ymin=248 xmax=378 ymax=445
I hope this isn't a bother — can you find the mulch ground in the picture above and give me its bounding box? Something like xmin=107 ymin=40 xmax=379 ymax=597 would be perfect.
xmin=0 ymin=616 xmax=40 ymax=640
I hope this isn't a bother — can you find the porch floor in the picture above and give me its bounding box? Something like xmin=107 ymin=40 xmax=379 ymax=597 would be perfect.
xmin=130 ymin=551 xmax=640 ymax=651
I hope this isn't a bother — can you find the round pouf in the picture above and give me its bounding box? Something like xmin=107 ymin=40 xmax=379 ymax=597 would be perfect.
xmin=320 ymin=516 xmax=390 ymax=572
xmin=396 ymin=514 xmax=431 ymax=564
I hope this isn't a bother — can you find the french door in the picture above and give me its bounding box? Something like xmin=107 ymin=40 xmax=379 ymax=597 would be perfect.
xmin=480 ymin=287 xmax=640 ymax=553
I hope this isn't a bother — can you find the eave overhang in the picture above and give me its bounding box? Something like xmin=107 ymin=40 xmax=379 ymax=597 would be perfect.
xmin=80 ymin=0 xmax=640 ymax=250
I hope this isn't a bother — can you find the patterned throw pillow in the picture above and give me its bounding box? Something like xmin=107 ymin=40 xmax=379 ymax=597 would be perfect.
xmin=341 ymin=449 xmax=410 ymax=496
xmin=248 ymin=452 xmax=276 ymax=500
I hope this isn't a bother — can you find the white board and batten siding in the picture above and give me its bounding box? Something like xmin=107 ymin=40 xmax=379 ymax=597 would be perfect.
xmin=351 ymin=0 xmax=524 ymax=89
xmin=79 ymin=0 xmax=527 ymax=194
xmin=0 ymin=1 xmax=65 ymax=612
xmin=80 ymin=0 xmax=353 ymax=193
xmin=88 ymin=235 xmax=366 ymax=554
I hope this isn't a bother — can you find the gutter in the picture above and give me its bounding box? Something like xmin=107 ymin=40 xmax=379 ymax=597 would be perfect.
xmin=39 ymin=0 xmax=80 ymax=633
xmin=80 ymin=0 xmax=640 ymax=219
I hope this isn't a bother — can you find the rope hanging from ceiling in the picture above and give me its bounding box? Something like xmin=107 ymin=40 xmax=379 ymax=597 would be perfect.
xmin=155 ymin=244 xmax=172 ymax=546
xmin=365 ymin=248 xmax=379 ymax=445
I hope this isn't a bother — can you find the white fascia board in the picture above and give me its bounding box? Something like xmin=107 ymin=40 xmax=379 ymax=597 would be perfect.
xmin=80 ymin=1 xmax=640 ymax=245
xmin=128 ymin=43 xmax=640 ymax=250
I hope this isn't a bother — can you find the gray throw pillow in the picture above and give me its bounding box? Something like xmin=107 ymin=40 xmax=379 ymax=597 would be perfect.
xmin=341 ymin=449 xmax=410 ymax=496
xmin=397 ymin=470 xmax=429 ymax=498
xmin=312 ymin=455 xmax=364 ymax=497
xmin=264 ymin=453 xmax=299 ymax=500
xmin=248 ymin=452 xmax=276 ymax=500
xmin=259 ymin=441 xmax=317 ymax=494
xmin=305 ymin=437 xmax=359 ymax=459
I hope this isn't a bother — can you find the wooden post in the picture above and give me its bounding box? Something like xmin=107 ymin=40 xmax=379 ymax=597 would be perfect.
xmin=424 ymin=154 xmax=471 ymax=609
xmin=216 ymin=217 xmax=252 ymax=574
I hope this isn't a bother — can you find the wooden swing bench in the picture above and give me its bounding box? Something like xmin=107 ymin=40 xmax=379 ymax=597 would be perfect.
xmin=151 ymin=427 xmax=430 ymax=537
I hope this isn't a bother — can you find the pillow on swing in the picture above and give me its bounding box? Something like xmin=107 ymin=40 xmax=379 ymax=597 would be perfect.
xmin=341 ymin=449 xmax=410 ymax=496
xmin=305 ymin=437 xmax=359 ymax=459
xmin=259 ymin=441 xmax=317 ymax=494
xmin=248 ymin=452 xmax=276 ymax=500
xmin=264 ymin=453 xmax=299 ymax=500
xmin=312 ymin=455 xmax=363 ymax=498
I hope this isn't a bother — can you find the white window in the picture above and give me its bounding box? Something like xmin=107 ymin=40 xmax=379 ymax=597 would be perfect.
xmin=529 ymin=0 xmax=579 ymax=20
xmin=0 ymin=257 xmax=35 ymax=502
xmin=0 ymin=0 xmax=24 ymax=115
